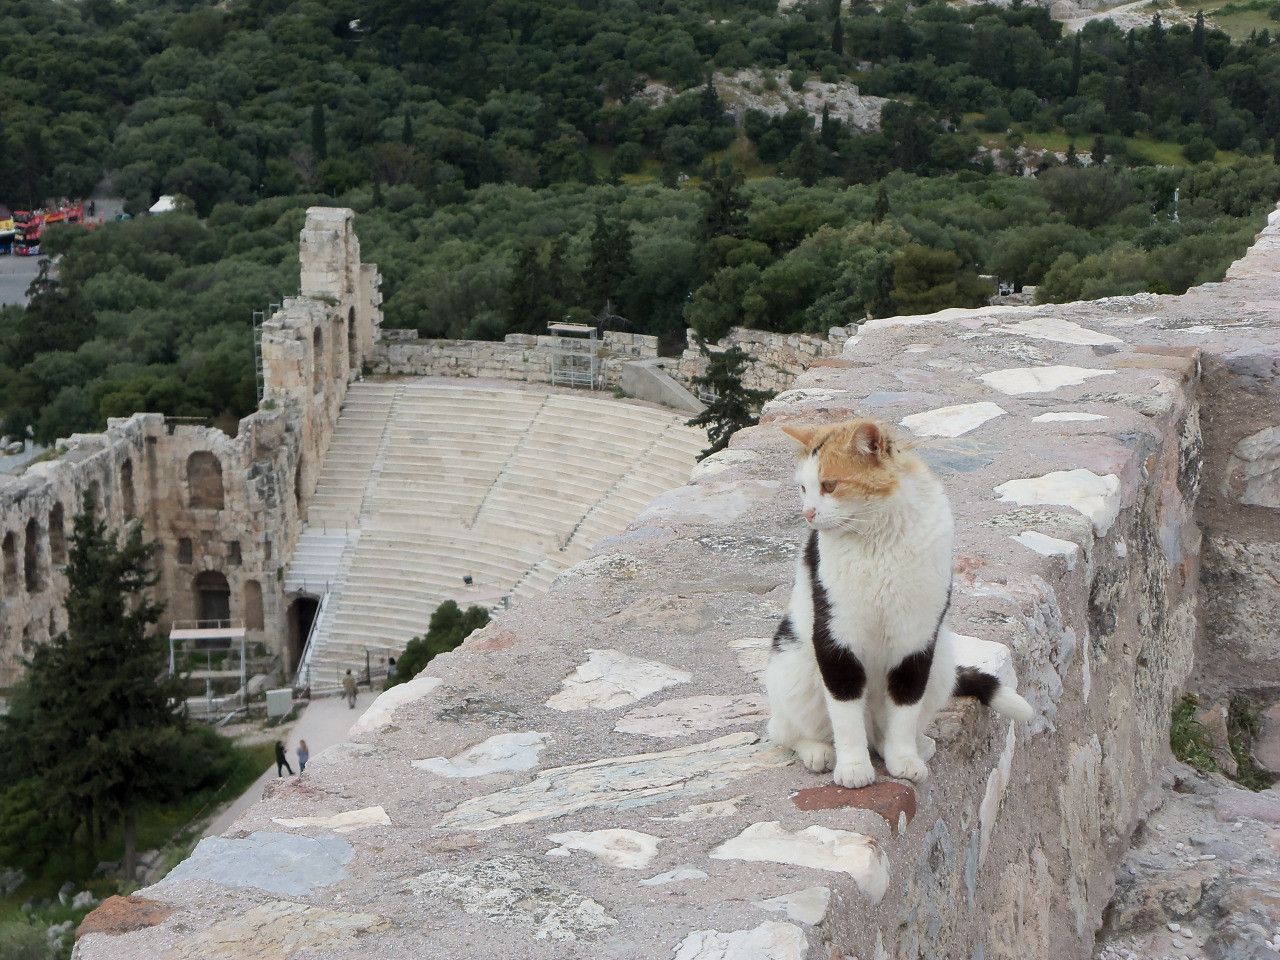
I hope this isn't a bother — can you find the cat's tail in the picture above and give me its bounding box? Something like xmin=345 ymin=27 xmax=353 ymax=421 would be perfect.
xmin=953 ymin=666 xmax=1034 ymax=723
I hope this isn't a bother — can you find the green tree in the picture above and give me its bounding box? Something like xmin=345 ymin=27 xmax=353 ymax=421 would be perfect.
xmin=687 ymin=344 xmax=772 ymax=460
xmin=390 ymin=601 xmax=490 ymax=687
xmin=890 ymin=244 xmax=990 ymax=315
xmin=1192 ymin=10 xmax=1206 ymax=59
xmin=871 ymin=183 xmax=890 ymax=224
xmin=402 ymin=113 xmax=413 ymax=146
xmin=8 ymin=493 xmax=184 ymax=879
xmin=698 ymin=159 xmax=748 ymax=245
xmin=1069 ymin=33 xmax=1082 ymax=96
xmin=311 ymin=103 xmax=328 ymax=160
xmin=585 ymin=212 xmax=634 ymax=313
xmin=831 ymin=0 xmax=845 ymax=54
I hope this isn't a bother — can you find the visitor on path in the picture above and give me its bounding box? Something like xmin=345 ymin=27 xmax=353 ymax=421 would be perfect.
xmin=275 ymin=740 xmax=294 ymax=777
xmin=297 ymin=739 xmax=310 ymax=773
xmin=386 ymin=657 xmax=397 ymax=687
xmin=343 ymin=669 xmax=358 ymax=708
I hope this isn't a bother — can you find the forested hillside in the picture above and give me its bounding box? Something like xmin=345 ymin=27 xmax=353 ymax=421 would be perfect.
xmin=2 ymin=0 xmax=1280 ymax=443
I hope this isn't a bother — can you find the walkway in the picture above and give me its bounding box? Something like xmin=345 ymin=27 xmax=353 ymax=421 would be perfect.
xmin=202 ymin=691 xmax=373 ymax=838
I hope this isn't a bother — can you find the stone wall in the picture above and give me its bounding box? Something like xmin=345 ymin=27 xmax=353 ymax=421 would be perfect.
xmin=78 ymin=209 xmax=1280 ymax=960
xmin=0 ymin=207 xmax=380 ymax=686
xmin=676 ymin=326 xmax=845 ymax=395
xmin=369 ymin=329 xmax=658 ymax=387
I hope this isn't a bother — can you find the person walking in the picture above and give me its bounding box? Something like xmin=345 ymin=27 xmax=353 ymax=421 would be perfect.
xmin=386 ymin=656 xmax=397 ymax=688
xmin=297 ymin=739 xmax=310 ymax=773
xmin=274 ymin=740 xmax=294 ymax=777
xmin=342 ymin=669 xmax=358 ymax=709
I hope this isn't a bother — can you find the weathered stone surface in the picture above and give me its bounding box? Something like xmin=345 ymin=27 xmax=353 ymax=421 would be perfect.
xmin=545 ymin=828 xmax=660 ymax=869
xmin=409 ymin=856 xmax=616 ymax=942
xmin=1253 ymin=702 xmax=1280 ymax=772
xmin=271 ymin=805 xmax=391 ymax=834
xmin=753 ymin=887 xmax=831 ymax=926
xmin=414 ymin=732 xmax=548 ymax=777
xmin=640 ymin=866 xmax=709 ymax=886
xmin=977 ymin=365 xmax=1115 ymax=395
xmin=76 ymin=896 xmax=173 ymax=939
xmin=995 ymin=469 xmax=1122 ymax=535
xmin=1222 ymin=424 xmax=1280 ymax=507
xmin=792 ymin=781 xmax=916 ymax=831
xmin=1010 ymin=530 xmax=1080 ymax=569
xmin=438 ymin=734 xmax=792 ymax=831
xmin=899 ymin=402 xmax=1007 ymax=438
xmin=711 ymin=822 xmax=890 ymax=902
xmin=160 ymin=832 xmax=353 ymax=897
xmin=164 ymin=900 xmax=389 ymax=960
xmin=671 ymin=921 xmax=809 ymax=960
xmin=994 ymin=317 xmax=1122 ymax=346
xmin=614 ymin=694 xmax=768 ymax=738
xmin=547 ymin=648 xmax=692 ymax=711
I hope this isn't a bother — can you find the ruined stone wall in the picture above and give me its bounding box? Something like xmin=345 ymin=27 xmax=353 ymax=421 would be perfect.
xmin=369 ymin=329 xmax=657 ymax=387
xmin=676 ymin=326 xmax=845 ymax=395
xmin=0 ymin=207 xmax=380 ymax=685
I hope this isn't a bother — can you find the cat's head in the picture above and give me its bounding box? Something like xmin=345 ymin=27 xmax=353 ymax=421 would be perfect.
xmin=781 ymin=419 xmax=911 ymax=531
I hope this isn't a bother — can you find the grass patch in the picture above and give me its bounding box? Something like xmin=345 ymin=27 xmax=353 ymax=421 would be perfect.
xmin=1228 ymin=695 xmax=1278 ymax=792
xmin=1171 ymin=694 xmax=1218 ymax=772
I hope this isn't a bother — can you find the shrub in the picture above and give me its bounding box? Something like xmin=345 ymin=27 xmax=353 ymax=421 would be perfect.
xmin=0 ymin=923 xmax=51 ymax=960
xmin=1183 ymin=137 xmax=1217 ymax=163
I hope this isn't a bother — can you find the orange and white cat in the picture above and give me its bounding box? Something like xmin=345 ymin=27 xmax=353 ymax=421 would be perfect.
xmin=766 ymin=419 xmax=1032 ymax=788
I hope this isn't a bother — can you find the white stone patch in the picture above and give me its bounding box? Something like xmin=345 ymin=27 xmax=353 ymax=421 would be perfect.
xmin=410 ymin=856 xmax=614 ymax=942
xmin=652 ymin=795 xmax=747 ymax=822
xmin=994 ymin=469 xmax=1122 ymax=535
xmin=640 ymin=865 xmax=708 ymax=886
xmin=711 ymin=821 xmax=890 ymax=903
xmin=979 ymin=724 xmax=1017 ymax=866
xmin=1031 ymin=412 xmax=1109 ymax=423
xmin=1224 ymin=425 xmax=1280 ymax=509
xmin=978 ymin=365 xmax=1115 ymax=396
xmin=904 ymin=343 xmax=933 ymax=353
xmin=692 ymin=448 xmax=760 ymax=481
xmin=672 ymin=921 xmax=808 ymax=960
xmin=949 ymin=629 xmax=1017 ymax=687
xmin=762 ymin=388 xmax=853 ymax=415
xmin=272 ymin=806 xmax=391 ymax=834
xmin=349 ymin=674 xmax=442 ymax=735
xmin=438 ymin=734 xmax=791 ymax=831
xmin=995 ymin=317 xmax=1122 ymax=346
xmin=413 ymin=732 xmax=548 ymax=778
xmin=547 ymin=649 xmax=691 ymax=712
xmin=615 ymin=694 xmax=768 ymax=738
xmin=1011 ymin=531 xmax=1080 ymax=570
xmin=545 ymin=829 xmax=660 ymax=870
xmin=730 ymin=636 xmax=771 ymax=684
xmin=753 ymin=886 xmax=831 ymax=925
xmin=899 ymin=402 xmax=1007 ymax=438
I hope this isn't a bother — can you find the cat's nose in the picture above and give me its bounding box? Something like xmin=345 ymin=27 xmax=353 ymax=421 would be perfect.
xmin=803 ymin=508 xmax=816 ymax=522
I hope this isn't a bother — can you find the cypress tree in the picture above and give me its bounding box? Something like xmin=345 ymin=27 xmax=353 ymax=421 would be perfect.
xmin=311 ymin=102 xmax=328 ymax=160
xmin=871 ymin=182 xmax=890 ymax=224
xmin=402 ymin=113 xmax=413 ymax=146
xmin=1192 ymin=10 xmax=1206 ymax=59
xmin=1090 ymin=136 xmax=1107 ymax=166
xmin=1069 ymin=33 xmax=1082 ymax=96
xmin=1272 ymin=135 xmax=1280 ymax=165
xmin=1066 ymin=141 xmax=1080 ymax=166
xmin=687 ymin=345 xmax=772 ymax=460
xmin=697 ymin=159 xmax=748 ymax=244
xmin=585 ymin=211 xmax=635 ymax=312
xmin=700 ymin=74 xmax=723 ymax=124
xmin=831 ymin=0 xmax=844 ymax=54
xmin=14 ymin=493 xmax=182 ymax=880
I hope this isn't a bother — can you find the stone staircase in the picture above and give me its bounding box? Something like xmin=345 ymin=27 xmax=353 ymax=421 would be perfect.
xmin=284 ymin=379 xmax=705 ymax=692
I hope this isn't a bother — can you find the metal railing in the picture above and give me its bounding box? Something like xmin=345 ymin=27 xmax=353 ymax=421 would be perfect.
xmin=293 ymin=591 xmax=329 ymax=690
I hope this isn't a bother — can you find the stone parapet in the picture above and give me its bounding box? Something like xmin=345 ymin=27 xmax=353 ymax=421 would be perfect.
xmin=77 ymin=209 xmax=1280 ymax=959
xmin=369 ymin=329 xmax=658 ymax=388
xmin=676 ymin=326 xmax=843 ymax=395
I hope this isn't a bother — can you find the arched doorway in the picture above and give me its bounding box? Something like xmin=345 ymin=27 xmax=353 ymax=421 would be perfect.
xmin=286 ymin=595 xmax=320 ymax=673
xmin=193 ymin=570 xmax=231 ymax=625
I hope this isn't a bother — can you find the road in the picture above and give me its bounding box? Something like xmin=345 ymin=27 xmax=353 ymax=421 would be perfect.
xmin=201 ymin=691 xmax=374 ymax=838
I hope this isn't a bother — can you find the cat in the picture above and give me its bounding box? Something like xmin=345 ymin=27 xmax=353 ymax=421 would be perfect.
xmin=765 ymin=418 xmax=1033 ymax=788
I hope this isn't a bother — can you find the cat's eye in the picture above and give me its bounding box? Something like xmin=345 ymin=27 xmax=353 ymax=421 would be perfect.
xmin=820 ymin=480 xmax=837 ymax=494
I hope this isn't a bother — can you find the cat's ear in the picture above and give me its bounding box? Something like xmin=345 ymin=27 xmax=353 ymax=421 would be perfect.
xmin=849 ymin=420 xmax=892 ymax=460
xmin=780 ymin=424 xmax=818 ymax=451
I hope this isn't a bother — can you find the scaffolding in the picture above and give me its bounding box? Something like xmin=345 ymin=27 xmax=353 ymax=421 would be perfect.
xmin=251 ymin=302 xmax=281 ymax=403
xmin=548 ymin=322 xmax=599 ymax=390
xmin=169 ymin=619 xmax=248 ymax=719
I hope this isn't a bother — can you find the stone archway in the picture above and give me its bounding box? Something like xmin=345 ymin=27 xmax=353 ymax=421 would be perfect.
xmin=286 ymin=595 xmax=320 ymax=674
xmin=193 ymin=570 xmax=231 ymax=624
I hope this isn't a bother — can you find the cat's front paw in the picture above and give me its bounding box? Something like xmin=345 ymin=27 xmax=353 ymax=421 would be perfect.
xmin=886 ymin=752 xmax=929 ymax=783
xmin=832 ymin=758 xmax=876 ymax=789
xmin=795 ymin=741 xmax=834 ymax=773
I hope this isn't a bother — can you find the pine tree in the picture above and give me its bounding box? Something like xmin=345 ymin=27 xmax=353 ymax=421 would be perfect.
xmin=402 ymin=113 xmax=413 ymax=146
xmin=585 ymin=212 xmax=634 ymax=312
xmin=1192 ymin=9 xmax=1206 ymax=58
xmin=871 ymin=182 xmax=890 ymax=224
xmin=1069 ymin=34 xmax=1082 ymax=96
xmin=311 ymin=102 xmax=328 ymax=160
xmin=1066 ymin=141 xmax=1080 ymax=166
xmin=15 ymin=493 xmax=183 ymax=880
xmin=700 ymin=74 xmax=723 ymax=125
xmin=687 ymin=345 xmax=772 ymax=460
xmin=697 ymin=159 xmax=748 ymax=243
xmin=831 ymin=0 xmax=844 ymax=54
xmin=1090 ymin=136 xmax=1107 ymax=166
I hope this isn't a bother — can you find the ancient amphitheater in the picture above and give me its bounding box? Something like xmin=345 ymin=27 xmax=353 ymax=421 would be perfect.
xmin=11 ymin=204 xmax=1279 ymax=959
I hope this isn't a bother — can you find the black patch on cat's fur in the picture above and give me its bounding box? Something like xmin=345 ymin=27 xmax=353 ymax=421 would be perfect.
xmin=772 ymin=616 xmax=800 ymax=652
xmin=806 ymin=531 xmax=866 ymax=701
xmin=954 ymin=667 xmax=999 ymax=705
xmin=887 ymin=584 xmax=951 ymax=706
